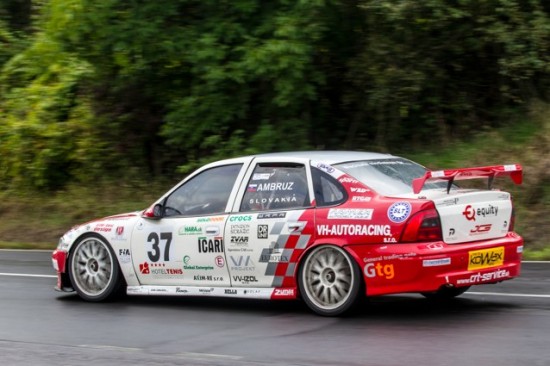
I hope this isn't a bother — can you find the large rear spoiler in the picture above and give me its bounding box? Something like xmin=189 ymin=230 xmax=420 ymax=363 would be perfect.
xmin=412 ymin=164 xmax=523 ymax=194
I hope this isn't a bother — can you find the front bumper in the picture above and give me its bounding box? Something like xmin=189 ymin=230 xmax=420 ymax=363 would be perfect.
xmin=52 ymin=249 xmax=73 ymax=292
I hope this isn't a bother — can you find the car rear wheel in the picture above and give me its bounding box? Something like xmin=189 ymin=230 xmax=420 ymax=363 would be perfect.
xmin=68 ymin=235 xmax=123 ymax=301
xmin=299 ymin=245 xmax=361 ymax=316
xmin=421 ymin=286 xmax=471 ymax=300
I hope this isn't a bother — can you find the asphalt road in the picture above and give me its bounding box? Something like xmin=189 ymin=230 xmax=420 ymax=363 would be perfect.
xmin=0 ymin=249 xmax=549 ymax=366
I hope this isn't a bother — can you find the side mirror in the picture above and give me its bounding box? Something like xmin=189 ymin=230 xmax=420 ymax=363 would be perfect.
xmin=143 ymin=203 xmax=163 ymax=219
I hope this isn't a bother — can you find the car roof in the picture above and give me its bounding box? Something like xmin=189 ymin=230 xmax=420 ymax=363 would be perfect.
xmin=252 ymin=151 xmax=396 ymax=165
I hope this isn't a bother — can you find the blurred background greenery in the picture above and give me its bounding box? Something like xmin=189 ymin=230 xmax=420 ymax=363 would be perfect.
xmin=0 ymin=0 xmax=548 ymax=258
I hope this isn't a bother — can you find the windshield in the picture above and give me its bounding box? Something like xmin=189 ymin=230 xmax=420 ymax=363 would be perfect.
xmin=335 ymin=158 xmax=448 ymax=196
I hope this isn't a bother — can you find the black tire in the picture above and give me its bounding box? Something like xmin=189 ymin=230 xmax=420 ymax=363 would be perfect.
xmin=298 ymin=245 xmax=362 ymax=316
xmin=68 ymin=234 xmax=124 ymax=302
xmin=421 ymin=286 xmax=471 ymax=300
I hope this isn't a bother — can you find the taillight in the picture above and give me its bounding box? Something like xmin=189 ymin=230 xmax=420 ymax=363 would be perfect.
xmin=401 ymin=208 xmax=442 ymax=242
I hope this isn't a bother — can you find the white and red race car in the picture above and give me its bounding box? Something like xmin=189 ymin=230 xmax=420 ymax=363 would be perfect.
xmin=52 ymin=151 xmax=523 ymax=316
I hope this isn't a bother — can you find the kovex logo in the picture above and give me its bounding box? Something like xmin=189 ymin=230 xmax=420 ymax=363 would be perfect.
xmin=387 ymin=202 xmax=411 ymax=223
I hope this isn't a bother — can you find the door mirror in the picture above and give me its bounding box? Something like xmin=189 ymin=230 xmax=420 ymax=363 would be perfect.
xmin=143 ymin=203 xmax=164 ymax=219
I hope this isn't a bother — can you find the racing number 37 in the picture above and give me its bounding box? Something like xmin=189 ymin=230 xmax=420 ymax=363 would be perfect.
xmin=147 ymin=232 xmax=173 ymax=262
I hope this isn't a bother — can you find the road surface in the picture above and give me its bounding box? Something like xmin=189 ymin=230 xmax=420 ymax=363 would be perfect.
xmin=0 ymin=249 xmax=549 ymax=365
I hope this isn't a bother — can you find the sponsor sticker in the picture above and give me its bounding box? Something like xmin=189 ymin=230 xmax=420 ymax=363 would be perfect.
xmin=457 ymin=269 xmax=510 ymax=285
xmin=468 ymin=247 xmax=504 ymax=270
xmin=327 ymin=208 xmax=373 ymax=220
xmin=230 ymin=215 xmax=253 ymax=222
xmin=252 ymin=173 xmax=272 ymax=180
xmin=339 ymin=177 xmax=359 ymax=184
xmin=462 ymin=204 xmax=499 ymax=221
xmin=257 ymin=224 xmax=269 ymax=239
xmin=197 ymin=216 xmax=225 ymax=223
xmin=118 ymin=248 xmax=131 ymax=263
xmin=179 ymin=225 xmax=203 ymax=235
xmin=351 ymin=196 xmax=371 ymax=202
xmin=316 ymin=163 xmax=335 ymax=174
xmin=317 ymin=224 xmax=391 ymax=236
xmin=423 ymin=258 xmax=451 ymax=267
xmin=364 ymin=262 xmax=395 ymax=279
xmin=387 ymin=202 xmax=412 ymax=223
xmin=257 ymin=212 xmax=286 ymax=219
xmin=230 ymin=224 xmax=250 ymax=235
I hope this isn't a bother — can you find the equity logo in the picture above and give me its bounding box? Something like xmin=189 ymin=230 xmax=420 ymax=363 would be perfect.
xmin=462 ymin=204 xmax=499 ymax=221
xmin=462 ymin=205 xmax=476 ymax=221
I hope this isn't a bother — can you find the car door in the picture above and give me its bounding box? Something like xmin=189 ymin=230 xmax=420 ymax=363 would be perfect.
xmin=227 ymin=159 xmax=316 ymax=288
xmin=131 ymin=163 xmax=246 ymax=287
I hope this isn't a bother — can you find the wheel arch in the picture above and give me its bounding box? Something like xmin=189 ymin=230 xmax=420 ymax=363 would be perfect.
xmin=294 ymin=241 xmax=366 ymax=299
xmin=67 ymin=233 xmax=127 ymax=300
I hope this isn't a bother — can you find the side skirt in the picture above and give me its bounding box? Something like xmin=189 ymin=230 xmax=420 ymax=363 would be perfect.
xmin=127 ymin=285 xmax=298 ymax=300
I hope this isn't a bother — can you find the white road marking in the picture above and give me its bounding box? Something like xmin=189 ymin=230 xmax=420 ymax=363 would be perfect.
xmin=466 ymin=292 xmax=550 ymax=298
xmin=175 ymin=352 xmax=243 ymax=361
xmin=0 ymin=249 xmax=53 ymax=252
xmin=77 ymin=346 xmax=243 ymax=361
xmin=0 ymin=272 xmax=56 ymax=279
xmin=78 ymin=345 xmax=141 ymax=352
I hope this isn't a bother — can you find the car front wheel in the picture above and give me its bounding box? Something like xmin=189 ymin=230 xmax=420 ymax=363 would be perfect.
xmin=299 ymin=245 xmax=362 ymax=316
xmin=68 ymin=235 xmax=123 ymax=301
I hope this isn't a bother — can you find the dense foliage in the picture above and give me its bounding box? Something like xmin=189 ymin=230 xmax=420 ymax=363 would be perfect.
xmin=1 ymin=0 xmax=549 ymax=189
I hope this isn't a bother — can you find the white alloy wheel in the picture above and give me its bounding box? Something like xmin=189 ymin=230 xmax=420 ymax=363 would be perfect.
xmin=69 ymin=235 xmax=122 ymax=301
xmin=299 ymin=245 xmax=361 ymax=316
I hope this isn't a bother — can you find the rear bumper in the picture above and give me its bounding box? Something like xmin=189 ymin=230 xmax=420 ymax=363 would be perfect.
xmin=346 ymin=232 xmax=523 ymax=296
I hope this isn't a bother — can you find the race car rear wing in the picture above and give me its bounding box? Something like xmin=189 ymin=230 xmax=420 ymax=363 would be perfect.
xmin=412 ymin=164 xmax=523 ymax=194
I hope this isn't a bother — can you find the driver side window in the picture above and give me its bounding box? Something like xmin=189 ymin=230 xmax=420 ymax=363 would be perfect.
xmin=164 ymin=164 xmax=242 ymax=217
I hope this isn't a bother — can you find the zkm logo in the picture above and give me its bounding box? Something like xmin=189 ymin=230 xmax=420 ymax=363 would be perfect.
xmin=194 ymin=275 xmax=223 ymax=281
xmin=462 ymin=204 xmax=499 ymax=221
xmin=363 ymin=263 xmax=395 ymax=280
xmin=470 ymin=224 xmax=492 ymax=234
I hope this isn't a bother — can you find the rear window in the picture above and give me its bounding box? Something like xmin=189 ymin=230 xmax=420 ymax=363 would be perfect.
xmin=335 ymin=158 xmax=447 ymax=196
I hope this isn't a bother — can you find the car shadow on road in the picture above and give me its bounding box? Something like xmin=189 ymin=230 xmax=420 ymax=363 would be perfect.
xmin=55 ymin=291 xmax=518 ymax=321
